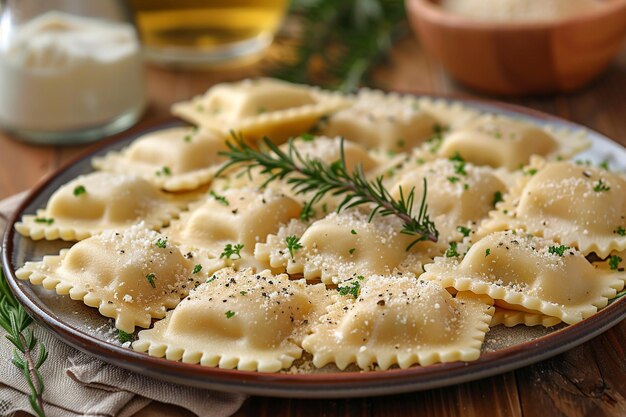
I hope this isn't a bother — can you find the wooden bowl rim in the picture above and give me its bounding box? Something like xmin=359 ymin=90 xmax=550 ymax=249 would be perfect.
xmin=407 ymin=0 xmax=626 ymax=31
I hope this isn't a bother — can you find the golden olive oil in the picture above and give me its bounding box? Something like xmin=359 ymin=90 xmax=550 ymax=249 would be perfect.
xmin=129 ymin=0 xmax=287 ymax=50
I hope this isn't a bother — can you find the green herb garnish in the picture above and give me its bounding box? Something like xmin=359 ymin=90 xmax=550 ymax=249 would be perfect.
xmin=156 ymin=166 xmax=172 ymax=176
xmin=447 ymin=176 xmax=460 ymax=183
xmin=220 ymin=243 xmax=244 ymax=260
xmin=225 ymin=310 xmax=236 ymax=319
xmin=609 ymin=255 xmax=622 ymax=271
xmin=599 ymin=161 xmax=610 ymax=171
xmin=210 ymin=191 xmax=229 ymax=206
xmin=449 ymin=152 xmax=467 ymax=176
xmin=337 ymin=276 xmax=364 ymax=299
xmin=492 ymin=191 xmax=504 ymax=206
xmin=285 ymin=235 xmax=303 ymax=258
xmin=593 ymin=179 xmax=610 ymax=192
xmin=548 ymin=245 xmax=570 ymax=257
xmin=0 ymin=268 xmax=48 ymax=417
xmin=523 ymin=168 xmax=538 ymax=176
xmin=485 ymin=248 xmax=491 ymax=257
xmin=155 ymin=238 xmax=167 ymax=249
xmin=73 ymin=185 xmax=87 ymax=196
xmin=217 ymin=134 xmax=439 ymax=251
xmin=615 ymin=226 xmax=626 ymax=236
xmin=457 ymin=226 xmax=471 ymax=237
xmin=117 ymin=330 xmax=134 ymax=344
xmin=192 ymin=264 xmax=202 ymax=274
xmin=349 ymin=248 xmax=356 ymax=255
xmin=351 ymin=229 xmax=357 ymax=235
xmin=445 ymin=242 xmax=460 ymax=258
xmin=145 ymin=273 xmax=157 ymax=288
xmin=34 ymin=217 xmax=54 ymax=225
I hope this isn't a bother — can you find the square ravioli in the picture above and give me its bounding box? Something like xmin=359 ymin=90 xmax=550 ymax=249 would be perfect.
xmin=171 ymin=78 xmax=350 ymax=143
xmin=92 ymin=126 xmax=228 ymax=192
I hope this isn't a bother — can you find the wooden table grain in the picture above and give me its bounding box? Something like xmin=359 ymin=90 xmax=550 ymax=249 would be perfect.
xmin=4 ymin=36 xmax=626 ymax=417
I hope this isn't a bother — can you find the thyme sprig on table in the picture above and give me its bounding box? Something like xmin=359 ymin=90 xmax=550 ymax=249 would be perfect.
xmin=0 ymin=268 xmax=47 ymax=417
xmin=217 ymin=134 xmax=438 ymax=250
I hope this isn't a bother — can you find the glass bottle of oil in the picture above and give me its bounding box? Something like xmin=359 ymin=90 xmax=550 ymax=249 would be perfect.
xmin=129 ymin=0 xmax=288 ymax=67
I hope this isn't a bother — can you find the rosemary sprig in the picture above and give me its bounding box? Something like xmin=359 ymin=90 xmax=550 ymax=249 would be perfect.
xmin=217 ymin=135 xmax=438 ymax=249
xmin=0 ymin=268 xmax=47 ymax=417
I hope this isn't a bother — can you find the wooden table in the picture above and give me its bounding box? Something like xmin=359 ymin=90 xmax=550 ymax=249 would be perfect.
xmin=4 ymin=36 xmax=626 ymax=417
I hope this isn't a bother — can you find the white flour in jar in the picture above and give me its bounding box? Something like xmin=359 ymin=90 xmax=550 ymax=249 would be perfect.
xmin=440 ymin=0 xmax=609 ymax=22
xmin=0 ymin=12 xmax=145 ymax=132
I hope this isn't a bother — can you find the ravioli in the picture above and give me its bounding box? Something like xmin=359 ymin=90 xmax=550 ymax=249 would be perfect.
xmin=92 ymin=126 xmax=228 ymax=191
xmin=165 ymin=188 xmax=302 ymax=269
xmin=437 ymin=114 xmax=588 ymax=170
xmin=16 ymin=225 xmax=194 ymax=332
xmin=422 ymin=231 xmax=625 ymax=324
xmin=255 ymin=208 xmax=437 ymax=284
xmin=482 ymin=160 xmax=626 ymax=257
xmin=133 ymin=268 xmax=329 ymax=372
xmin=321 ymin=89 xmax=441 ymax=152
xmin=389 ymin=158 xmax=506 ymax=242
xmin=302 ymin=275 xmax=493 ymax=370
xmin=171 ymin=78 xmax=350 ymax=143
xmin=15 ymin=172 xmax=190 ymax=241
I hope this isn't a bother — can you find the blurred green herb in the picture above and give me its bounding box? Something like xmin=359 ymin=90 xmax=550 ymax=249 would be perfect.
xmin=272 ymin=0 xmax=406 ymax=91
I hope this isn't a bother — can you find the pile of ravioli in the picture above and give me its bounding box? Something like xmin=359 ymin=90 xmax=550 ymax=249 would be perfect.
xmin=15 ymin=78 xmax=626 ymax=373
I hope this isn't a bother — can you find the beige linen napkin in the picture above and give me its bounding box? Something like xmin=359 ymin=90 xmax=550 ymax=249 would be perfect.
xmin=0 ymin=192 xmax=247 ymax=417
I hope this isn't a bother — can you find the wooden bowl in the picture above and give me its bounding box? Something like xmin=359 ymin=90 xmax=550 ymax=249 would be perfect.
xmin=405 ymin=0 xmax=626 ymax=95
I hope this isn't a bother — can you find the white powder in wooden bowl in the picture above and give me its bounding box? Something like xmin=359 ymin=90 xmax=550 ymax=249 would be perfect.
xmin=439 ymin=0 xmax=609 ymax=22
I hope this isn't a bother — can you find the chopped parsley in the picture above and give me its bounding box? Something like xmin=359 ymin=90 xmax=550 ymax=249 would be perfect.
xmin=300 ymin=133 xmax=315 ymax=142
xmin=447 ymin=176 xmax=460 ymax=183
xmin=396 ymin=138 xmax=406 ymax=148
xmin=593 ymin=179 xmax=610 ymax=192
xmin=492 ymin=191 xmax=504 ymax=206
xmin=457 ymin=225 xmax=471 ymax=237
xmin=426 ymin=123 xmax=448 ymax=153
xmin=239 ymin=291 xmax=247 ymax=296
xmin=614 ymin=226 xmax=626 ymax=236
xmin=210 ymin=191 xmax=229 ymax=206
xmin=196 ymin=104 xmax=205 ymax=112
xmin=206 ymin=274 xmax=218 ymax=283
xmin=73 ymin=185 xmax=87 ymax=196
xmin=155 ymin=238 xmax=167 ymax=248
xmin=548 ymin=245 xmax=570 ymax=257
xmin=116 ymin=330 xmax=134 ymax=344
xmin=599 ymin=161 xmax=610 ymax=171
xmin=225 ymin=310 xmax=236 ymax=319
xmin=34 ymin=217 xmax=54 ymax=225
xmin=337 ymin=276 xmax=364 ymax=299
xmin=445 ymin=242 xmax=460 ymax=258
xmin=523 ymin=168 xmax=538 ymax=176
xmin=220 ymin=243 xmax=244 ymax=260
xmin=145 ymin=273 xmax=156 ymax=288
xmin=156 ymin=166 xmax=172 ymax=176
xmin=609 ymin=255 xmax=622 ymax=271
xmin=285 ymin=235 xmax=303 ymax=258
xmin=485 ymin=248 xmax=491 ymax=257
xmin=192 ymin=264 xmax=202 ymax=274
xmin=449 ymin=152 xmax=467 ymax=176
xmin=349 ymin=248 xmax=356 ymax=255
xmin=351 ymin=229 xmax=357 ymax=235
xmin=257 ymin=106 xmax=267 ymax=114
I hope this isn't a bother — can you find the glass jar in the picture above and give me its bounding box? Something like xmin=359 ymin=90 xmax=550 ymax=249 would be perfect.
xmin=0 ymin=0 xmax=146 ymax=144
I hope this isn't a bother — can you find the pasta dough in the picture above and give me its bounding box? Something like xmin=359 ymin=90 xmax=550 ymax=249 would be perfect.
xmin=92 ymin=126 xmax=228 ymax=191
xmin=171 ymin=78 xmax=350 ymax=143
xmin=16 ymin=224 xmax=194 ymax=332
xmin=422 ymin=231 xmax=625 ymax=324
xmin=302 ymin=275 xmax=494 ymax=370
xmin=15 ymin=172 xmax=190 ymax=241
xmin=133 ymin=268 xmax=329 ymax=372
xmin=482 ymin=160 xmax=626 ymax=257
